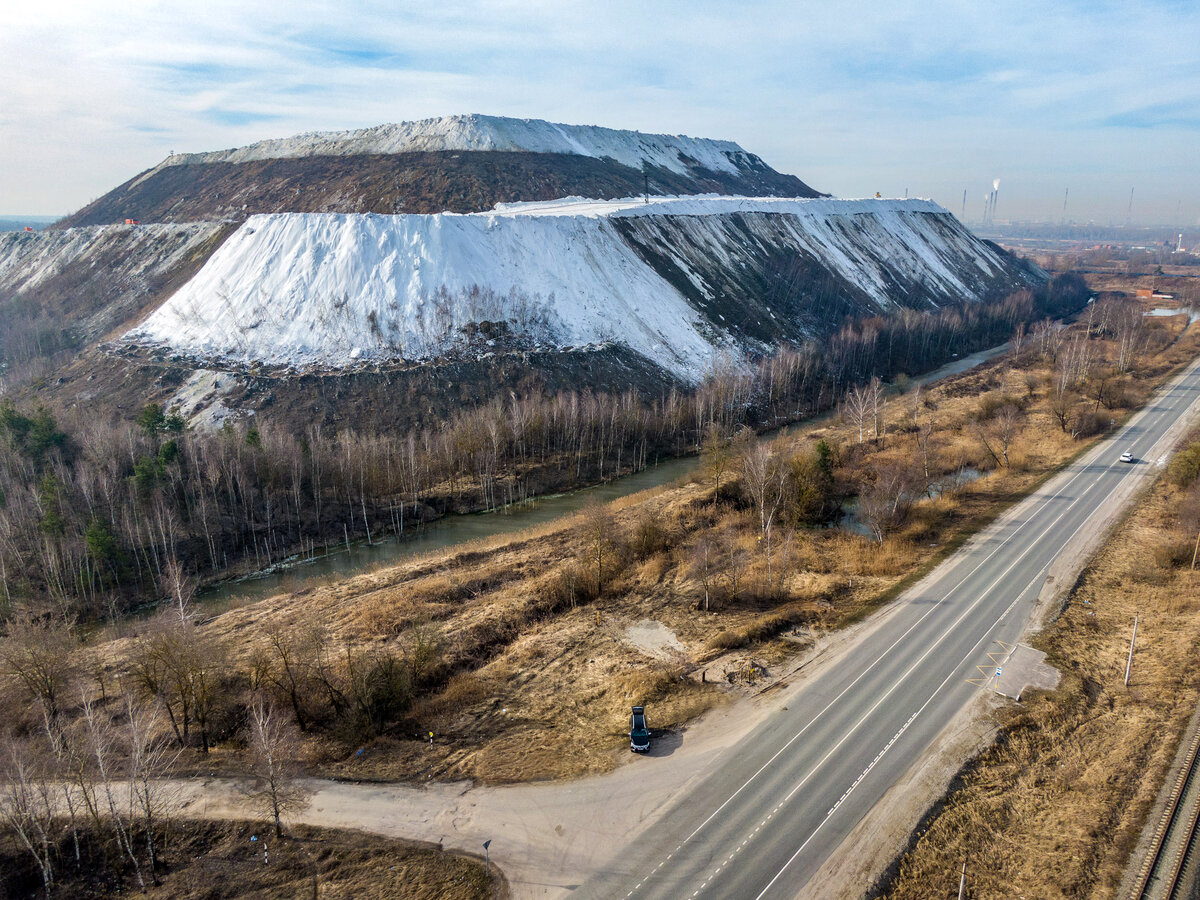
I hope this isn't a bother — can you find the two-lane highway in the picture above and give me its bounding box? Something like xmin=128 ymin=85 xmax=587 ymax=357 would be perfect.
xmin=583 ymin=354 xmax=1200 ymax=900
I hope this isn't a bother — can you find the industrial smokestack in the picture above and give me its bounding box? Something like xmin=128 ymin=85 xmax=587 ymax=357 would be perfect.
xmin=962 ymin=189 xmax=967 ymax=220
xmin=992 ymin=180 xmax=1000 ymax=224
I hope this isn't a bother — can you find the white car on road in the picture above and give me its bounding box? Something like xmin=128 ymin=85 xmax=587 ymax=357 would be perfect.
xmin=1119 ymin=451 xmax=1135 ymax=463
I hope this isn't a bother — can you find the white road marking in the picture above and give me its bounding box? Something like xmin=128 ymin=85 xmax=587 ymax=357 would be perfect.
xmin=748 ymin=373 xmax=1200 ymax=900
xmin=673 ymin=444 xmax=1099 ymax=849
xmin=628 ymin=358 xmax=1200 ymax=899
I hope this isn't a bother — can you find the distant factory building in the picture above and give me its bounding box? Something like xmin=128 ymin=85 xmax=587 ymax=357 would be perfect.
xmin=1136 ymin=288 xmax=1175 ymax=300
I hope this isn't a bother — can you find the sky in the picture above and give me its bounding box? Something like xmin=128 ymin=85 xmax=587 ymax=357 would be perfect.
xmin=2 ymin=0 xmax=1198 ymax=224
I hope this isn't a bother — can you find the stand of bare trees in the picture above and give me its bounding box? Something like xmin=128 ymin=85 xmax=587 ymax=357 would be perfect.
xmin=0 ymin=275 xmax=1088 ymax=623
xmin=0 ymin=615 xmax=182 ymax=894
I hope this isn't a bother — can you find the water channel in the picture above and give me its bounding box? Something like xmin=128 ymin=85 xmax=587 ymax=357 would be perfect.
xmin=196 ymin=340 xmax=1013 ymax=610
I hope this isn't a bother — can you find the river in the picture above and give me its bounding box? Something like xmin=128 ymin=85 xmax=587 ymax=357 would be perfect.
xmin=196 ymin=340 xmax=1012 ymax=611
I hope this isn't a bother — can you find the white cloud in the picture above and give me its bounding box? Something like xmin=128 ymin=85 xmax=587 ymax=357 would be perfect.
xmin=1 ymin=0 xmax=1197 ymax=223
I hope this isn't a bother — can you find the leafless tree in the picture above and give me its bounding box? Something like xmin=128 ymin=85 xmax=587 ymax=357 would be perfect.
xmin=0 ymin=739 xmax=57 ymax=894
xmin=741 ymin=440 xmax=789 ymax=586
xmin=869 ymin=377 xmax=885 ymax=443
xmin=80 ymin=695 xmax=145 ymax=890
xmin=914 ymin=417 xmax=936 ymax=488
xmin=125 ymin=693 xmax=180 ymax=883
xmin=719 ymin=527 xmax=750 ymax=600
xmin=160 ymin=556 xmax=196 ymax=626
xmin=1010 ymin=321 xmax=1026 ymax=355
xmin=1049 ymin=390 xmax=1077 ymax=433
xmin=1 ymin=612 xmax=77 ymax=731
xmin=127 ymin=613 xmax=221 ymax=752
xmin=842 ymin=383 xmax=872 ymax=444
xmin=857 ymin=462 xmax=919 ymax=543
xmin=244 ymin=695 xmax=309 ymax=838
xmin=579 ymin=500 xmax=620 ymax=597
xmin=257 ymin=622 xmax=319 ymax=731
xmin=700 ymin=424 xmax=735 ymax=498
xmin=906 ymin=384 xmax=924 ymax=423
xmin=688 ymin=534 xmax=717 ymax=612
xmin=1055 ymin=335 xmax=1093 ymax=396
xmin=993 ymin=405 xmax=1022 ymax=468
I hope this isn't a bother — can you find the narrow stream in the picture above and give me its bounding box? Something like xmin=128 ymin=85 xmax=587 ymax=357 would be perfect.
xmin=197 ymin=454 xmax=700 ymax=610
xmin=196 ymin=340 xmax=1012 ymax=611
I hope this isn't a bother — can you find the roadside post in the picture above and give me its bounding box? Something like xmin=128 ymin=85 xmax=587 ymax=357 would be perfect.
xmin=1125 ymin=612 xmax=1139 ymax=687
xmin=483 ymin=839 xmax=491 ymax=877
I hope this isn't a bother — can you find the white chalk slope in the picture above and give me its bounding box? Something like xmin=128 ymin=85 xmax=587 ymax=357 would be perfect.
xmin=154 ymin=114 xmax=752 ymax=177
xmin=0 ymin=223 xmax=219 ymax=295
xmin=126 ymin=197 xmax=1022 ymax=380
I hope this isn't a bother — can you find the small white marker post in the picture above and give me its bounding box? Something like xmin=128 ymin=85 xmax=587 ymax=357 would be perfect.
xmin=483 ymin=839 xmax=491 ymax=877
xmin=957 ymin=859 xmax=967 ymax=900
xmin=1125 ymin=613 xmax=1139 ymax=687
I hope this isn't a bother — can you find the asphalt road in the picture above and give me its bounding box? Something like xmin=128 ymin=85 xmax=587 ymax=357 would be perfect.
xmin=582 ymin=355 xmax=1200 ymax=900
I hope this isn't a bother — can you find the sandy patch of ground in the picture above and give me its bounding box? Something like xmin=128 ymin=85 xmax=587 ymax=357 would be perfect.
xmin=622 ymin=619 xmax=685 ymax=660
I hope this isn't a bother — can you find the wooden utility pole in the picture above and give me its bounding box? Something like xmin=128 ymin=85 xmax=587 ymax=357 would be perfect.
xmin=1190 ymin=528 xmax=1199 ymax=570
xmin=1125 ymin=612 xmax=1139 ymax=687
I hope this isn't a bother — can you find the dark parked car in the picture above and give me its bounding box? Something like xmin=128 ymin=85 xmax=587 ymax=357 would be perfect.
xmin=630 ymin=706 xmax=651 ymax=752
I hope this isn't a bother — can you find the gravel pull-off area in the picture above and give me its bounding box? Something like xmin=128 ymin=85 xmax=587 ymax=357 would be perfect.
xmin=992 ymin=643 xmax=1060 ymax=701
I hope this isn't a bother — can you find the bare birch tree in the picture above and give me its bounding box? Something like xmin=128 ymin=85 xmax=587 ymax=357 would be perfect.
xmin=125 ymin=693 xmax=180 ymax=882
xmin=0 ymin=739 xmax=57 ymax=895
xmin=741 ymin=440 xmax=789 ymax=586
xmin=842 ymin=384 xmax=871 ymax=444
xmin=689 ymin=534 xmax=717 ymax=612
xmin=160 ymin=556 xmax=196 ymax=626
xmin=244 ymin=695 xmax=309 ymax=838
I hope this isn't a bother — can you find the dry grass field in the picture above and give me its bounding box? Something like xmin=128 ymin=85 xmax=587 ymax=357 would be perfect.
xmin=874 ymin=426 xmax=1200 ymax=900
xmin=0 ymin=820 xmax=497 ymax=900
xmin=55 ymin=289 xmax=1199 ymax=789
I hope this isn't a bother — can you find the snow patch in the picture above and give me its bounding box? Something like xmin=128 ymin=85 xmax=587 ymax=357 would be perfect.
xmin=154 ymin=114 xmax=753 ymax=177
xmin=126 ymin=208 xmax=723 ymax=379
xmin=124 ymin=197 xmax=1030 ymax=381
xmin=0 ymin=223 xmax=220 ymax=295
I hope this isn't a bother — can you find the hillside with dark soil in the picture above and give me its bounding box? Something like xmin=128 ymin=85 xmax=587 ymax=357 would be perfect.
xmin=58 ymin=150 xmax=821 ymax=228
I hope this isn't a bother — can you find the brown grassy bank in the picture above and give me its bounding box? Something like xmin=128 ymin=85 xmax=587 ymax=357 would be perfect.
xmin=874 ymin=431 xmax=1200 ymax=900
